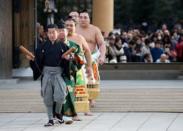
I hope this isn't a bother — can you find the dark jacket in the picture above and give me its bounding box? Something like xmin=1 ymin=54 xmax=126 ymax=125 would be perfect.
xmin=30 ymin=40 xmax=70 ymax=80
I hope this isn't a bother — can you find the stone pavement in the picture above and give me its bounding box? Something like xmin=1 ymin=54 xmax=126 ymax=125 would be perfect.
xmin=1 ymin=80 xmax=183 ymax=112
xmin=1 ymin=80 xmax=183 ymax=130
xmin=0 ymin=112 xmax=183 ymax=131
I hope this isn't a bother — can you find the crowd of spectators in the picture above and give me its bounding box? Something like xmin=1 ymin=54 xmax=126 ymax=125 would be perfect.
xmin=105 ymin=24 xmax=183 ymax=63
xmin=37 ymin=22 xmax=183 ymax=64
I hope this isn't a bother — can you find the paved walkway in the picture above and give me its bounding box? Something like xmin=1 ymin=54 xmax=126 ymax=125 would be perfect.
xmin=0 ymin=112 xmax=183 ymax=131
xmin=1 ymin=80 xmax=183 ymax=89
xmin=1 ymin=80 xmax=183 ymax=130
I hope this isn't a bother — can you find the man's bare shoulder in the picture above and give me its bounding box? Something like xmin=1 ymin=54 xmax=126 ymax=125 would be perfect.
xmin=75 ymin=33 xmax=85 ymax=40
xmin=90 ymin=24 xmax=101 ymax=33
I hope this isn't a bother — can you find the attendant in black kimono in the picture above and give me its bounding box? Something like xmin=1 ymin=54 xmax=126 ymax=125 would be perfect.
xmin=29 ymin=24 xmax=69 ymax=126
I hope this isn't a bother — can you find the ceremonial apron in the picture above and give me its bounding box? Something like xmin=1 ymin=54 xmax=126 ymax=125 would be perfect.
xmin=87 ymin=49 xmax=100 ymax=100
xmin=62 ymin=41 xmax=88 ymax=115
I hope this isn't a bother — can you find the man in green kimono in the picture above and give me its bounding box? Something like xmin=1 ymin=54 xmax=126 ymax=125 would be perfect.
xmin=65 ymin=16 xmax=94 ymax=116
xmin=57 ymin=20 xmax=91 ymax=121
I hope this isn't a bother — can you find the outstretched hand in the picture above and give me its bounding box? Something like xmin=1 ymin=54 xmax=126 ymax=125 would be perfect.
xmin=98 ymin=56 xmax=105 ymax=65
xmin=86 ymin=66 xmax=92 ymax=77
xmin=62 ymin=55 xmax=69 ymax=60
xmin=26 ymin=54 xmax=35 ymax=61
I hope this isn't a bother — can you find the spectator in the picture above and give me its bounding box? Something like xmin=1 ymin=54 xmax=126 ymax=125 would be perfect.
xmin=176 ymin=34 xmax=183 ymax=62
xmin=156 ymin=54 xmax=170 ymax=63
xmin=143 ymin=53 xmax=152 ymax=63
xmin=124 ymin=40 xmax=135 ymax=62
xmin=150 ymin=40 xmax=164 ymax=62
xmin=37 ymin=24 xmax=47 ymax=49
xmin=114 ymin=36 xmax=126 ymax=63
xmin=142 ymin=38 xmax=153 ymax=62
xmin=106 ymin=35 xmax=117 ymax=63
xmin=133 ymin=36 xmax=144 ymax=62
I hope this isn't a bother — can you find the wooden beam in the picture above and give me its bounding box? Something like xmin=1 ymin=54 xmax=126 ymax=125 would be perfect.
xmin=0 ymin=0 xmax=13 ymax=78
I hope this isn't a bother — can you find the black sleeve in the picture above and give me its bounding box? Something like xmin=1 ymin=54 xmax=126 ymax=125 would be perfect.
xmin=30 ymin=42 xmax=47 ymax=80
xmin=60 ymin=43 xmax=70 ymax=80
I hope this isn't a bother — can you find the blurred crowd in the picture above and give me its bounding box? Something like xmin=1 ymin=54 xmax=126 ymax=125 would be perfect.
xmin=37 ymin=22 xmax=183 ymax=63
xmin=105 ymin=24 xmax=183 ymax=63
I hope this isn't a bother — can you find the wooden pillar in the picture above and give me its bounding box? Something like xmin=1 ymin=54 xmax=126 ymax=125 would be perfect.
xmin=92 ymin=0 xmax=114 ymax=34
xmin=20 ymin=0 xmax=35 ymax=67
xmin=0 ymin=0 xmax=12 ymax=78
xmin=13 ymin=0 xmax=35 ymax=67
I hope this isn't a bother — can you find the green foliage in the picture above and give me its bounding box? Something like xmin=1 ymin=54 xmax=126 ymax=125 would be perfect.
xmin=114 ymin=0 xmax=183 ymax=29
